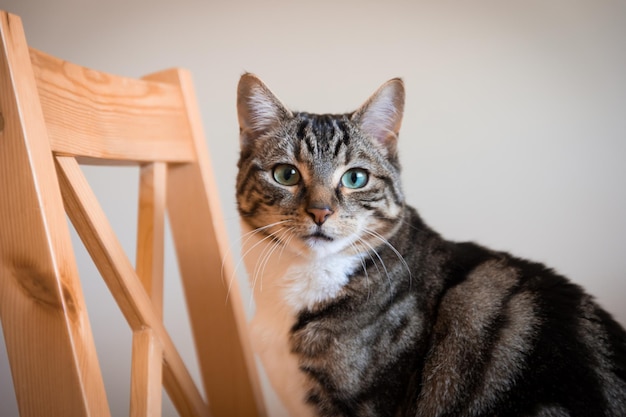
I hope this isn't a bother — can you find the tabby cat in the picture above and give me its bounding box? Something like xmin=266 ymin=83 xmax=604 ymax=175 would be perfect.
xmin=235 ymin=73 xmax=626 ymax=417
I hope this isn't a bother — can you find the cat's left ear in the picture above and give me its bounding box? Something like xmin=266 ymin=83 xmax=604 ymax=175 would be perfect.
xmin=352 ymin=78 xmax=405 ymax=157
xmin=237 ymin=73 xmax=292 ymax=149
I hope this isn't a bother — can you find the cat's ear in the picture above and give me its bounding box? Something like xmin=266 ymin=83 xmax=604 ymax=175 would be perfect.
xmin=352 ymin=78 xmax=405 ymax=156
xmin=237 ymin=73 xmax=291 ymax=148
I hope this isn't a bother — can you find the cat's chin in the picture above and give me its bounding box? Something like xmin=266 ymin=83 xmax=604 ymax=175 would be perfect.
xmin=302 ymin=232 xmax=334 ymax=253
xmin=302 ymin=240 xmax=336 ymax=257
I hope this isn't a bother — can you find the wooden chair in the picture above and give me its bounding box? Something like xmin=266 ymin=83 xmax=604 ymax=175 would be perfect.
xmin=0 ymin=10 xmax=265 ymax=417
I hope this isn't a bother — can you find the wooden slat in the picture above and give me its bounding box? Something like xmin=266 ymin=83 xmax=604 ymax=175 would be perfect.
xmin=55 ymin=155 xmax=210 ymax=417
xmin=0 ymin=11 xmax=111 ymax=417
xmin=130 ymin=329 xmax=163 ymax=417
xmin=145 ymin=68 xmax=267 ymax=417
xmin=136 ymin=162 xmax=167 ymax=317
xmin=29 ymin=48 xmax=195 ymax=164
xmin=131 ymin=162 xmax=167 ymax=417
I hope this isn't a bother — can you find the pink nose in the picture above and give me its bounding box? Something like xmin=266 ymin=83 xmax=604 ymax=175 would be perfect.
xmin=307 ymin=207 xmax=334 ymax=226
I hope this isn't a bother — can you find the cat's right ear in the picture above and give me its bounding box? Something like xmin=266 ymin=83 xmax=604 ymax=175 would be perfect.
xmin=237 ymin=73 xmax=291 ymax=148
xmin=351 ymin=78 xmax=405 ymax=158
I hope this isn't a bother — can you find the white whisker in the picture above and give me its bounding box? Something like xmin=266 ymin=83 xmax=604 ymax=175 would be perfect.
xmin=357 ymin=236 xmax=392 ymax=287
xmin=255 ymin=226 xmax=294 ymax=294
xmin=224 ymin=219 xmax=292 ymax=304
xmin=277 ymin=227 xmax=298 ymax=262
xmin=363 ymin=228 xmax=412 ymax=289
xmin=249 ymin=225 xmax=294 ymax=305
xmin=355 ymin=238 xmax=383 ymax=280
xmin=349 ymin=241 xmax=371 ymax=301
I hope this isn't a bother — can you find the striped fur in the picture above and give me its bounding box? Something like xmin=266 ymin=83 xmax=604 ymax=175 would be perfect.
xmin=236 ymin=73 xmax=626 ymax=417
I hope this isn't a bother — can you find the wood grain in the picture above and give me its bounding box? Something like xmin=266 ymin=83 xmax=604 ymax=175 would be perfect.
xmin=0 ymin=11 xmax=110 ymax=417
xmin=131 ymin=329 xmax=164 ymax=417
xmin=30 ymin=48 xmax=195 ymax=164
xmin=136 ymin=162 xmax=167 ymax=317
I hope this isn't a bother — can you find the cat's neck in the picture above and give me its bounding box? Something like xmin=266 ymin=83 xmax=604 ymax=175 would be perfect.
xmin=240 ymin=220 xmax=364 ymax=312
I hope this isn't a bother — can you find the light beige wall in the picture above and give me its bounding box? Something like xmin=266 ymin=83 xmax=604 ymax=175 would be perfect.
xmin=1 ymin=1 xmax=625 ymax=416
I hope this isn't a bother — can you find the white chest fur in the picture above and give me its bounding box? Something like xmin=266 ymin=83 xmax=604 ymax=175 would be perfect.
xmin=241 ymin=222 xmax=361 ymax=416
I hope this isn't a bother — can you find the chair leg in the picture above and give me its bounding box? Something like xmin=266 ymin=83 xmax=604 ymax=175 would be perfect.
xmin=130 ymin=328 xmax=163 ymax=417
xmin=131 ymin=162 xmax=167 ymax=417
xmin=152 ymin=67 xmax=266 ymax=417
xmin=0 ymin=11 xmax=110 ymax=417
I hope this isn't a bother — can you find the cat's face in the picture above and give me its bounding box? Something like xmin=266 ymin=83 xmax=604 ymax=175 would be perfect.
xmin=236 ymin=74 xmax=406 ymax=258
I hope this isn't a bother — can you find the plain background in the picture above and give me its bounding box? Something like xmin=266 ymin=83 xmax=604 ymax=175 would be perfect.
xmin=0 ymin=1 xmax=625 ymax=416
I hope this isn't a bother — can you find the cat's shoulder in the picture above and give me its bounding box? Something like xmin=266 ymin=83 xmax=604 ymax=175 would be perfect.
xmin=441 ymin=238 xmax=585 ymax=308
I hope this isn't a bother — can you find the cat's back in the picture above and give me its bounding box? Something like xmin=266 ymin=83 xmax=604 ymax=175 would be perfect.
xmin=418 ymin=237 xmax=626 ymax=416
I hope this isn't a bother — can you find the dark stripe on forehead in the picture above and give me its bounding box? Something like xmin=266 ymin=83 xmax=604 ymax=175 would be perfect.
xmin=334 ymin=118 xmax=350 ymax=143
xmin=292 ymin=120 xmax=306 ymax=163
xmin=296 ymin=119 xmax=309 ymax=141
xmin=308 ymin=114 xmax=335 ymax=137
xmin=332 ymin=118 xmax=349 ymax=157
xmin=309 ymin=114 xmax=335 ymax=155
xmin=295 ymin=112 xmax=352 ymax=156
xmin=332 ymin=139 xmax=343 ymax=159
xmin=305 ymin=135 xmax=316 ymax=156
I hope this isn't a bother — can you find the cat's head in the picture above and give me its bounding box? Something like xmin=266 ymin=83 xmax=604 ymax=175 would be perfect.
xmin=236 ymin=73 xmax=406 ymax=258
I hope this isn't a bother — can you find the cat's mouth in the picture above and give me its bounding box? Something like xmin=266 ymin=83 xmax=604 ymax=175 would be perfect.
xmin=303 ymin=231 xmax=334 ymax=243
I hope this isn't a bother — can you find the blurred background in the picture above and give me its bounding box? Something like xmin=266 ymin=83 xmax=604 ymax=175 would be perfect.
xmin=0 ymin=0 xmax=624 ymax=416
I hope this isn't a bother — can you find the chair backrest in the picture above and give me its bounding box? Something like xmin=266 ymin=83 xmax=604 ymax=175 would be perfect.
xmin=0 ymin=10 xmax=265 ymax=417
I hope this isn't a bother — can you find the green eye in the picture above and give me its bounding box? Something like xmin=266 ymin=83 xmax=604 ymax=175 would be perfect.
xmin=273 ymin=164 xmax=301 ymax=186
xmin=341 ymin=168 xmax=368 ymax=189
